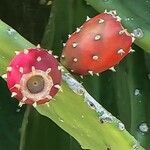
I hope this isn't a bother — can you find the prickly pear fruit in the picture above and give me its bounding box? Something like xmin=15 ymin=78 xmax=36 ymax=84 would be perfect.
xmin=6 ymin=48 xmax=62 ymax=106
xmin=61 ymin=11 xmax=134 ymax=75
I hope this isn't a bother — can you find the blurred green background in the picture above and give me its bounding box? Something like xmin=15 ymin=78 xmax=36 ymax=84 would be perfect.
xmin=0 ymin=0 xmax=149 ymax=150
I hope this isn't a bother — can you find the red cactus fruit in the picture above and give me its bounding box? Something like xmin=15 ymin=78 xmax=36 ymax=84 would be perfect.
xmin=61 ymin=10 xmax=135 ymax=75
xmin=6 ymin=48 xmax=62 ymax=107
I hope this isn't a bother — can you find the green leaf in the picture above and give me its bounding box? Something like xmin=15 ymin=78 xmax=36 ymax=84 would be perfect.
xmin=0 ymin=77 xmax=25 ymax=150
xmin=20 ymin=107 xmax=74 ymax=150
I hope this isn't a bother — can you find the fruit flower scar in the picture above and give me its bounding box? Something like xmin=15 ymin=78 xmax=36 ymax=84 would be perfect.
xmin=6 ymin=48 xmax=62 ymax=107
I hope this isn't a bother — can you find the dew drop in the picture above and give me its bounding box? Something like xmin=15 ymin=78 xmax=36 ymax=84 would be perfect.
xmin=139 ymin=122 xmax=149 ymax=133
xmin=16 ymin=108 xmax=21 ymax=112
xmin=130 ymin=17 xmax=134 ymax=21
xmin=134 ymin=89 xmax=141 ymax=96
xmin=125 ymin=17 xmax=134 ymax=21
xmin=125 ymin=17 xmax=130 ymax=21
xmin=47 ymin=0 xmax=52 ymax=5
xmin=132 ymin=28 xmax=144 ymax=38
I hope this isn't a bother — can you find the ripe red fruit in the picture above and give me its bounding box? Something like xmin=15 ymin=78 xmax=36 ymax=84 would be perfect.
xmin=6 ymin=48 xmax=62 ymax=106
xmin=61 ymin=11 xmax=134 ymax=75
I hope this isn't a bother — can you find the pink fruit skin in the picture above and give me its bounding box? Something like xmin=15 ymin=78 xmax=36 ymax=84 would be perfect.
xmin=61 ymin=12 xmax=133 ymax=75
xmin=7 ymin=48 xmax=61 ymax=105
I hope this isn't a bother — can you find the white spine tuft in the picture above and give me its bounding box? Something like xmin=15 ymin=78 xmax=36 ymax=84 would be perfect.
xmin=109 ymin=67 xmax=116 ymax=72
xmin=11 ymin=92 xmax=17 ymax=97
xmin=24 ymin=49 xmax=29 ymax=54
xmin=7 ymin=67 xmax=12 ymax=72
xmin=88 ymin=71 xmax=93 ymax=76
